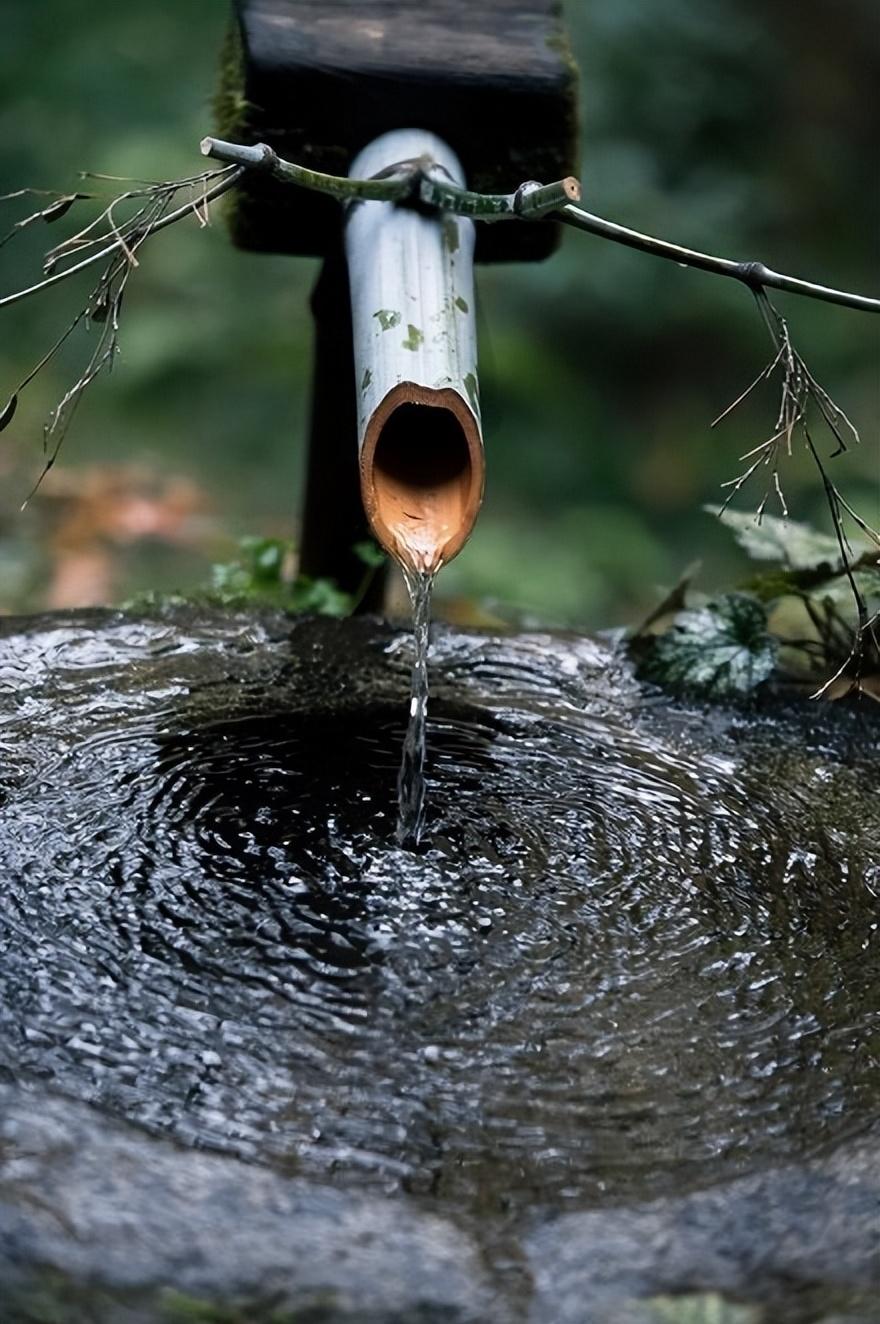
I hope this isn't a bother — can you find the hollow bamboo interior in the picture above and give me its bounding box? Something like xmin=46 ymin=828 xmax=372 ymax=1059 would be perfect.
xmin=360 ymin=384 xmax=484 ymax=573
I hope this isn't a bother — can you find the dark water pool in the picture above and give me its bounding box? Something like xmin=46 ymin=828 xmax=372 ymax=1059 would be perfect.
xmin=0 ymin=608 xmax=878 ymax=1322
xmin=1 ymin=609 xmax=877 ymax=1226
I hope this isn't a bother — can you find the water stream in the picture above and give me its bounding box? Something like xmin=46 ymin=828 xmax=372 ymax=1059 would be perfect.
xmin=396 ymin=567 xmax=434 ymax=847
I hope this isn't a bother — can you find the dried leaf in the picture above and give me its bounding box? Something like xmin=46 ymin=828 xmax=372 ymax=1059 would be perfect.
xmin=0 ymin=393 xmax=18 ymax=432
xmin=41 ymin=193 xmax=90 ymax=224
xmin=632 ymin=560 xmax=702 ymax=637
xmin=90 ymin=293 xmax=111 ymax=323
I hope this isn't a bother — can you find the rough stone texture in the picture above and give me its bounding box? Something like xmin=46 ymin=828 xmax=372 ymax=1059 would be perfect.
xmin=0 ymin=1086 xmax=500 ymax=1324
xmin=527 ymin=1135 xmax=880 ymax=1323
xmin=3 ymin=1084 xmax=879 ymax=1321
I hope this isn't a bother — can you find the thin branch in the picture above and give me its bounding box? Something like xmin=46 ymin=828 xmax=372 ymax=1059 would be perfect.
xmin=713 ymin=286 xmax=879 ymax=694
xmin=557 ymin=205 xmax=880 ymax=315
xmin=200 ymin=137 xmax=417 ymax=203
xmin=44 ymin=190 xmax=156 ymax=267
xmin=0 ymin=166 xmax=244 ymax=309
xmin=200 ymin=136 xmax=582 ymax=220
xmin=1 ymin=187 xmax=77 ymax=203
xmin=802 ymin=422 xmax=880 ymax=698
xmin=1 ymin=164 xmax=245 ymax=499
xmin=419 ymin=169 xmax=581 ymax=220
xmin=200 ymin=135 xmax=878 ymax=313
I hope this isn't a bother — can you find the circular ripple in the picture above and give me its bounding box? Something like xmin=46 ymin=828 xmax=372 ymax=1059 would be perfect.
xmin=0 ymin=614 xmax=877 ymax=1214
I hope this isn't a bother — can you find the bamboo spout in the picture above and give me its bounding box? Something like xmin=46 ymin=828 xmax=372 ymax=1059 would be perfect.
xmin=362 ymin=386 xmax=482 ymax=572
xmin=345 ymin=130 xmax=484 ymax=574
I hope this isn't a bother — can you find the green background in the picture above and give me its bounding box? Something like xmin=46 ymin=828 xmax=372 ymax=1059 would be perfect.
xmin=0 ymin=0 xmax=877 ymax=623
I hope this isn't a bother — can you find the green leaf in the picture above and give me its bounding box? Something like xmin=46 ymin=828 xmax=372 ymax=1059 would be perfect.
xmin=814 ymin=567 xmax=880 ymax=613
xmin=178 ymin=535 xmax=358 ymax=616
xmin=288 ymin=576 xmax=352 ymax=617
xmin=211 ymin=537 xmax=294 ymax=596
xmin=707 ymin=507 xmax=844 ymax=570
xmin=209 ymin=561 xmax=245 ymax=594
xmin=253 ymin=542 xmax=284 ymax=579
xmin=352 ymin=539 xmax=386 ymax=569
xmin=639 ymin=592 xmax=777 ymax=696
xmin=743 ymin=550 xmax=880 ymax=604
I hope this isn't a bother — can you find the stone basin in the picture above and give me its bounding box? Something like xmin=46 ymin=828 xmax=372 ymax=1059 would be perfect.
xmin=0 ymin=608 xmax=877 ymax=1322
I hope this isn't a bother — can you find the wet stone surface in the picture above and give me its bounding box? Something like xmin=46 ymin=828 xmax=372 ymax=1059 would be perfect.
xmin=0 ymin=607 xmax=878 ymax=1322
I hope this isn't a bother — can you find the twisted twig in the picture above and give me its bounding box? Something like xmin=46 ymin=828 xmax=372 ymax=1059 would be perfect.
xmin=200 ymin=135 xmax=880 ymax=314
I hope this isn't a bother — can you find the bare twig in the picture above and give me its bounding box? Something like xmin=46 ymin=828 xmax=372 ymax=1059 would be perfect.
xmin=713 ymin=287 xmax=879 ymax=694
xmin=558 ymin=205 xmax=880 ymax=315
xmin=19 ymin=249 xmax=135 ymax=506
xmin=199 ymin=137 xmax=879 ymax=312
xmin=0 ymin=192 xmax=92 ymax=250
xmin=0 ymin=164 xmax=245 ymax=498
xmin=200 ymin=135 xmax=582 ymax=220
xmin=0 ymin=166 xmax=244 ymax=309
xmin=801 ymin=421 xmax=880 ymax=698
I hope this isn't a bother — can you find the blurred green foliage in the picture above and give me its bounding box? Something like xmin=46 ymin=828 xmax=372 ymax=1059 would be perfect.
xmin=128 ymin=535 xmax=384 ymax=615
xmin=0 ymin=0 xmax=877 ymax=623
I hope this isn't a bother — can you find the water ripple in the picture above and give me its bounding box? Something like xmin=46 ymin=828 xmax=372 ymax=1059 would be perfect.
xmin=0 ymin=610 xmax=877 ymax=1217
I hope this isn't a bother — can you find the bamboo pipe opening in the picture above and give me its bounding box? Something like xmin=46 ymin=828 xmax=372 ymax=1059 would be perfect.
xmin=360 ymin=385 xmax=484 ymax=574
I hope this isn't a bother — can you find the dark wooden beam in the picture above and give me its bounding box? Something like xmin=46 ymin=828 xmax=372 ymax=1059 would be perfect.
xmin=298 ymin=242 xmax=387 ymax=610
xmin=216 ymin=0 xmax=579 ymax=263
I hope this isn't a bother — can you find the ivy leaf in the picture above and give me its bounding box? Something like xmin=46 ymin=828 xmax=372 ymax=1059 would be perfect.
xmin=707 ymin=506 xmax=845 ymax=570
xmin=638 ymin=593 xmax=777 ymax=696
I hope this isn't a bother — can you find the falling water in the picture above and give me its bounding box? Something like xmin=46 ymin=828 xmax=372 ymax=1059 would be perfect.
xmin=396 ymin=566 xmax=434 ymax=846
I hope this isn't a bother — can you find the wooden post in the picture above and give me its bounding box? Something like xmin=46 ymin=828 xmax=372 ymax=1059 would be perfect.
xmin=299 ymin=242 xmax=387 ymax=606
xmin=215 ymin=0 xmax=579 ymax=604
